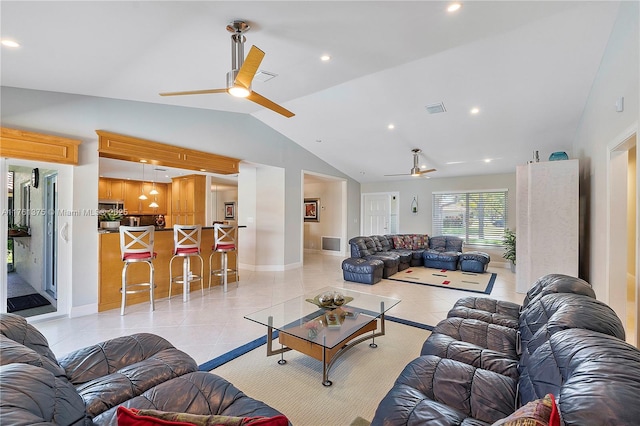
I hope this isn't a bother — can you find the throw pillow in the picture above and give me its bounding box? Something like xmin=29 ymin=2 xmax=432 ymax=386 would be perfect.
xmin=116 ymin=406 xmax=289 ymax=426
xmin=491 ymin=394 xmax=560 ymax=426
xmin=392 ymin=236 xmax=404 ymax=249
xmin=402 ymin=235 xmax=413 ymax=249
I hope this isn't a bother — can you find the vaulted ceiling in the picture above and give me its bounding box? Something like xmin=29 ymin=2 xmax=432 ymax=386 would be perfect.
xmin=0 ymin=1 xmax=621 ymax=182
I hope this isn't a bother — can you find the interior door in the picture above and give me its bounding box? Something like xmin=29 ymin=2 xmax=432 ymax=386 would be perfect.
xmin=362 ymin=193 xmax=391 ymax=235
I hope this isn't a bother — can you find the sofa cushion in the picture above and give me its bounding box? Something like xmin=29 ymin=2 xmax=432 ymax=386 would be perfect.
xmin=518 ymin=329 xmax=640 ymax=424
xmin=0 ymin=363 xmax=89 ymax=425
xmin=432 ymin=318 xmax=519 ymax=359
xmin=521 ymin=274 xmax=595 ymax=308
xmin=372 ymin=355 xmax=516 ymax=425
xmin=116 ymin=406 xmax=289 ymax=426
xmin=429 ymin=235 xmax=447 ymax=252
xmin=0 ymin=313 xmax=64 ymax=377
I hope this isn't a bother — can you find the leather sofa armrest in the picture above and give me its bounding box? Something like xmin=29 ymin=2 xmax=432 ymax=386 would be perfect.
xmin=0 ymin=363 xmax=89 ymax=425
xmin=92 ymin=372 xmax=290 ymax=425
xmin=58 ymin=333 xmax=193 ymax=385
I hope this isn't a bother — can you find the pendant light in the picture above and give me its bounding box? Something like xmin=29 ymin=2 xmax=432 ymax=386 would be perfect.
xmin=149 ymin=167 xmax=159 ymax=195
xmin=138 ymin=162 xmax=147 ymax=200
xmin=148 ymin=167 xmax=159 ymax=208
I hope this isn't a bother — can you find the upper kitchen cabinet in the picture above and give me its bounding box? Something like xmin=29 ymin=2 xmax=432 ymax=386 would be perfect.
xmin=98 ymin=178 xmax=125 ymax=200
xmin=96 ymin=130 xmax=240 ymax=175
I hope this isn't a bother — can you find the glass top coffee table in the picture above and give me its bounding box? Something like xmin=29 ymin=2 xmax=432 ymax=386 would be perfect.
xmin=245 ymin=286 xmax=401 ymax=386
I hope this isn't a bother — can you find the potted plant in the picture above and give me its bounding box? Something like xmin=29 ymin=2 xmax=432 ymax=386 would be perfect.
xmin=8 ymin=224 xmax=30 ymax=237
xmin=99 ymin=210 xmax=123 ymax=229
xmin=502 ymin=229 xmax=516 ymax=272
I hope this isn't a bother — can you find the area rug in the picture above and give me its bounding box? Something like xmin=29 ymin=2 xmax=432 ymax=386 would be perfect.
xmin=7 ymin=293 xmax=52 ymax=313
xmin=201 ymin=317 xmax=432 ymax=426
xmin=388 ymin=267 xmax=496 ymax=294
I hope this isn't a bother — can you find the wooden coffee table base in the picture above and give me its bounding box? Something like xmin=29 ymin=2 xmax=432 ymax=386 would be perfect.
xmin=265 ymin=314 xmax=385 ymax=386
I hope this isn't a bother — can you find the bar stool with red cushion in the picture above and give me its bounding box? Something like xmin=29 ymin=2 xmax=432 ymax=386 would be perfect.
xmin=119 ymin=225 xmax=157 ymax=316
xmin=209 ymin=224 xmax=238 ymax=292
xmin=169 ymin=224 xmax=204 ymax=302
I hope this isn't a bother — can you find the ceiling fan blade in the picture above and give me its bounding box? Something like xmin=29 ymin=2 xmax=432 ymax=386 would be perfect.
xmin=160 ymin=88 xmax=228 ymax=96
xmin=235 ymin=45 xmax=265 ymax=89
xmin=417 ymin=168 xmax=437 ymax=174
xmin=247 ymin=91 xmax=295 ymax=118
xmin=384 ymin=173 xmax=411 ymax=177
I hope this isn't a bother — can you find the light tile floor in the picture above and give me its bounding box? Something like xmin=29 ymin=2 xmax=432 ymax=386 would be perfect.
xmin=32 ymin=253 xmax=524 ymax=365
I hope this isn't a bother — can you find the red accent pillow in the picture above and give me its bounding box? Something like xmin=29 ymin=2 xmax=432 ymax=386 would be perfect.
xmin=117 ymin=407 xmax=289 ymax=426
xmin=490 ymin=394 xmax=560 ymax=426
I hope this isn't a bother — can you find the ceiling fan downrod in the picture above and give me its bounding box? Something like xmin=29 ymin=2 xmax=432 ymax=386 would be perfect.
xmin=226 ymin=20 xmax=250 ymax=92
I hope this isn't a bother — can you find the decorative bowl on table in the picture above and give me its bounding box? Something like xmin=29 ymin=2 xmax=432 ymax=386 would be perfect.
xmin=307 ymin=292 xmax=354 ymax=309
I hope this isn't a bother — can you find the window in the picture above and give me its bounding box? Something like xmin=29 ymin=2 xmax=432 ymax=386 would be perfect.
xmin=432 ymin=190 xmax=507 ymax=246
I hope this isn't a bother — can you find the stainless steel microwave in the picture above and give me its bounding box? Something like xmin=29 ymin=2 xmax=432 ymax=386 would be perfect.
xmin=98 ymin=200 xmax=125 ymax=211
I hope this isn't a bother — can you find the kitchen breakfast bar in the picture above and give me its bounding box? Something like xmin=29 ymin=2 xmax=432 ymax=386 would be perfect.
xmin=98 ymin=227 xmax=238 ymax=312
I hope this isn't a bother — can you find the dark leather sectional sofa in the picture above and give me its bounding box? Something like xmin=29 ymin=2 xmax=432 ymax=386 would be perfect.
xmin=372 ymin=274 xmax=640 ymax=425
xmin=344 ymin=234 xmax=465 ymax=283
xmin=0 ymin=313 xmax=287 ymax=425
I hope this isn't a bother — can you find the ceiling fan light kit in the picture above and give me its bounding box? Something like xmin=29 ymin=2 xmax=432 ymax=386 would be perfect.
xmin=159 ymin=20 xmax=294 ymax=118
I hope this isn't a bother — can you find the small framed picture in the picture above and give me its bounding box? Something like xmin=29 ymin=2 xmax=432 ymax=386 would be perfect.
xmin=224 ymin=202 xmax=236 ymax=220
xmin=304 ymin=198 xmax=319 ymax=222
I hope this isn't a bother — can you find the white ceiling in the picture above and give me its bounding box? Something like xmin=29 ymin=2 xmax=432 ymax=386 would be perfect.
xmin=1 ymin=1 xmax=621 ymax=183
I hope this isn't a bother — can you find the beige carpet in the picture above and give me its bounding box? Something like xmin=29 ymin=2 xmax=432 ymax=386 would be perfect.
xmin=388 ymin=267 xmax=496 ymax=294
xmin=211 ymin=320 xmax=430 ymax=426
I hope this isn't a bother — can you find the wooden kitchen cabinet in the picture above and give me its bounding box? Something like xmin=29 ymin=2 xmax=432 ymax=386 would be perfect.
xmin=98 ymin=178 xmax=125 ymax=200
xmin=124 ymin=180 xmax=143 ymax=214
xmin=171 ymin=174 xmax=205 ymax=225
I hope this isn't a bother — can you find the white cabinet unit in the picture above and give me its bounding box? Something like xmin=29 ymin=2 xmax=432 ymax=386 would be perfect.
xmin=516 ymin=159 xmax=579 ymax=293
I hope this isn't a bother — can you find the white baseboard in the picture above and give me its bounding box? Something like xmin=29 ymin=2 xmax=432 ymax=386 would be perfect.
xmin=70 ymin=303 xmax=98 ymax=318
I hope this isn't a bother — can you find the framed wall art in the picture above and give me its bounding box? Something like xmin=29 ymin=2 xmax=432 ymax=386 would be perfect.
xmin=224 ymin=201 xmax=236 ymax=220
xmin=304 ymin=198 xmax=319 ymax=222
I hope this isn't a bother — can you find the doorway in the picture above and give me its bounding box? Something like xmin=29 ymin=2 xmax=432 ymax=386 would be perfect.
xmin=2 ymin=159 xmax=70 ymax=318
xmin=607 ymin=130 xmax=638 ymax=347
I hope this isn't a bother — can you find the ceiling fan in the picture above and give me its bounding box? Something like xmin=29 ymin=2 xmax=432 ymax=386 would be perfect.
xmin=160 ymin=20 xmax=294 ymax=118
xmin=384 ymin=148 xmax=436 ymax=177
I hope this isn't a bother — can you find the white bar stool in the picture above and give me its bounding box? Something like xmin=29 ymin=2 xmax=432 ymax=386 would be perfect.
xmin=119 ymin=225 xmax=157 ymax=316
xmin=209 ymin=224 xmax=238 ymax=292
xmin=169 ymin=224 xmax=204 ymax=302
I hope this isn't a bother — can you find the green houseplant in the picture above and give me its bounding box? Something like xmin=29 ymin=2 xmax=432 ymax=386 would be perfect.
xmin=502 ymin=229 xmax=516 ymax=272
xmin=99 ymin=210 xmax=123 ymax=229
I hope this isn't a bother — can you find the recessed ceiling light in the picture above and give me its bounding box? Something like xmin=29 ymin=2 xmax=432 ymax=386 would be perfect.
xmin=447 ymin=3 xmax=462 ymax=12
xmin=387 ymin=124 xmax=395 ymax=130
xmin=484 ymin=159 xmax=492 ymax=163
xmin=470 ymin=107 xmax=480 ymax=114
xmin=1 ymin=39 xmax=20 ymax=48
xmin=320 ymin=55 xmax=331 ymax=61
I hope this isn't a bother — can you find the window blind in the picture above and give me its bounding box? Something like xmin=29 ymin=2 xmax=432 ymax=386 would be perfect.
xmin=432 ymin=190 xmax=508 ymax=246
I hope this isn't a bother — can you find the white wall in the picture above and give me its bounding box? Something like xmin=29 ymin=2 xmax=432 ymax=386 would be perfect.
xmin=572 ymin=2 xmax=639 ymax=301
xmin=361 ymin=173 xmax=516 ymax=235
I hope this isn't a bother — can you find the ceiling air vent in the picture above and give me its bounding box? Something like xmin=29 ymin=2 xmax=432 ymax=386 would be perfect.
xmin=253 ymin=70 xmax=277 ymax=82
xmin=425 ymin=102 xmax=446 ymax=114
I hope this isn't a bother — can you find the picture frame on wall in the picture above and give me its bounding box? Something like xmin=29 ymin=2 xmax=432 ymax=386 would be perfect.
xmin=224 ymin=202 xmax=236 ymax=220
xmin=304 ymin=198 xmax=319 ymax=222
